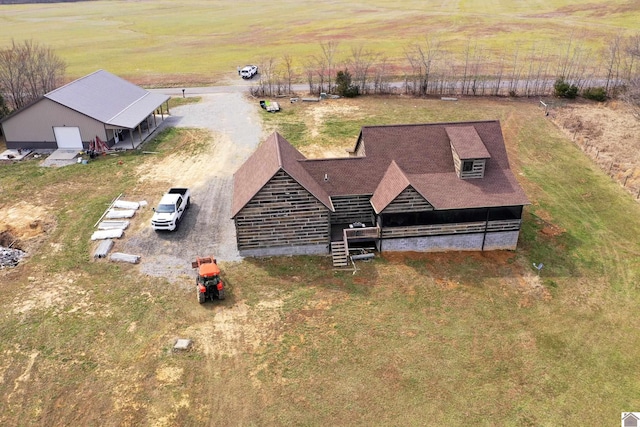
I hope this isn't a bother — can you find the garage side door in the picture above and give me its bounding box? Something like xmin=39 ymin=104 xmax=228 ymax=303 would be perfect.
xmin=53 ymin=126 xmax=83 ymax=149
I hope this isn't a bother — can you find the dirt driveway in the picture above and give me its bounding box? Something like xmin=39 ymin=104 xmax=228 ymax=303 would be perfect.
xmin=122 ymin=91 xmax=262 ymax=285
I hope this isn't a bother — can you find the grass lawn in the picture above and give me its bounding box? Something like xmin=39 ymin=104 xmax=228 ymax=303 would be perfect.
xmin=0 ymin=0 xmax=637 ymax=85
xmin=1 ymin=96 xmax=640 ymax=425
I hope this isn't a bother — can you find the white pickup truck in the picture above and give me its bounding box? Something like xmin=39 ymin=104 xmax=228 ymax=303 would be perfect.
xmin=151 ymin=188 xmax=191 ymax=231
xmin=240 ymin=65 xmax=258 ymax=79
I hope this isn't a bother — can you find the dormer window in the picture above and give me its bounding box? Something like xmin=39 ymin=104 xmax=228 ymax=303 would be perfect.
xmin=446 ymin=126 xmax=492 ymax=180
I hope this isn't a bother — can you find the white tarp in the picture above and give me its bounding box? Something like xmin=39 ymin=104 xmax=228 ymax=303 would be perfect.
xmin=98 ymin=220 xmax=130 ymax=230
xmin=113 ymin=200 xmax=140 ymax=210
xmin=110 ymin=253 xmax=140 ymax=264
xmin=93 ymin=239 xmax=114 ymax=258
xmin=105 ymin=209 xmax=136 ymax=219
xmin=91 ymin=229 xmax=124 ymax=241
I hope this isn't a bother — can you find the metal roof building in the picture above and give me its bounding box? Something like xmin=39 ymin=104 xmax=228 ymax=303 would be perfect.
xmin=0 ymin=70 xmax=170 ymax=150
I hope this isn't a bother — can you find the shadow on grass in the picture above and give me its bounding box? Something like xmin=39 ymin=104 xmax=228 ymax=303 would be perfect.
xmin=243 ymin=255 xmax=378 ymax=298
xmin=377 ymin=214 xmax=581 ymax=291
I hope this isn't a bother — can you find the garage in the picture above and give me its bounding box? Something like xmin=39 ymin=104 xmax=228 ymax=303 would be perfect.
xmin=53 ymin=126 xmax=83 ymax=149
xmin=0 ymin=70 xmax=170 ymax=151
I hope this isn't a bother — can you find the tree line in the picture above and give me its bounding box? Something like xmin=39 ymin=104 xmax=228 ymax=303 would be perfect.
xmin=0 ymin=39 xmax=66 ymax=117
xmin=1 ymin=33 xmax=640 ymax=121
xmin=251 ymin=33 xmax=640 ymax=112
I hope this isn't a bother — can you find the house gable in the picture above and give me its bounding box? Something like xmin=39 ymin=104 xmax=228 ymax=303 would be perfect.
xmin=235 ymin=170 xmax=330 ymax=255
xmin=1 ymin=97 xmax=106 ymax=148
xmin=232 ymin=132 xmax=333 ymax=219
xmin=382 ymin=186 xmax=434 ymax=214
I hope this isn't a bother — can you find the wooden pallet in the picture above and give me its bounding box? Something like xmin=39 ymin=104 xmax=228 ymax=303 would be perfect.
xmin=331 ymin=241 xmax=349 ymax=267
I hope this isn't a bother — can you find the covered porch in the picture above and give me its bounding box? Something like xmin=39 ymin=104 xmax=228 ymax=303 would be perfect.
xmin=108 ymin=100 xmax=171 ymax=150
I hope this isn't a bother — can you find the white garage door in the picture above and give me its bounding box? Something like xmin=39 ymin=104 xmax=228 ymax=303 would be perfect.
xmin=53 ymin=126 xmax=83 ymax=149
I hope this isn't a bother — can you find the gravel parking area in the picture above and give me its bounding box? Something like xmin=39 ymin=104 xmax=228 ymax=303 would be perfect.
xmin=121 ymin=90 xmax=262 ymax=283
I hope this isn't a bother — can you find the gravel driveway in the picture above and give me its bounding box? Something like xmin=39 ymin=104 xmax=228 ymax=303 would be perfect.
xmin=122 ymin=90 xmax=262 ymax=283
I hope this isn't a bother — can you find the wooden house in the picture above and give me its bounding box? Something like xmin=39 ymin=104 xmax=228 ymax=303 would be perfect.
xmin=231 ymin=120 xmax=530 ymax=264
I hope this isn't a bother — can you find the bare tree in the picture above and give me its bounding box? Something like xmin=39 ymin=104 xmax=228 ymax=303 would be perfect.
xmin=604 ymin=33 xmax=623 ymax=94
xmin=0 ymin=39 xmax=65 ymax=110
xmin=507 ymin=44 xmax=522 ymax=96
xmin=494 ymin=52 xmax=506 ymax=96
xmin=372 ymin=56 xmax=391 ymax=94
xmin=282 ymin=54 xmax=295 ymax=95
xmin=469 ymin=45 xmax=485 ymax=96
xmin=303 ymin=59 xmax=316 ymax=94
xmin=406 ymin=36 xmax=441 ymax=96
xmin=461 ymin=39 xmax=475 ymax=95
xmin=349 ymin=45 xmax=377 ymax=94
xmin=320 ymin=41 xmax=339 ymax=93
xmin=312 ymin=54 xmax=327 ymax=95
xmin=623 ymin=32 xmax=640 ymax=119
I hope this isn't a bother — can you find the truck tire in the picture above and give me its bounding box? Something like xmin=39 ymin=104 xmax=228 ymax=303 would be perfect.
xmin=186 ymin=198 xmax=191 ymax=209
xmin=197 ymin=289 xmax=205 ymax=304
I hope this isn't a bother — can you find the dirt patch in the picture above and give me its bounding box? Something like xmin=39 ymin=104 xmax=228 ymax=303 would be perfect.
xmin=291 ymin=100 xmax=365 ymax=158
xmin=0 ymin=201 xmax=50 ymax=241
xmin=136 ymin=129 xmax=226 ymax=188
xmin=549 ymin=100 xmax=640 ymax=197
xmin=184 ymin=300 xmax=283 ymax=358
xmin=11 ymin=273 xmax=103 ymax=317
xmin=0 ymin=201 xmax=53 ymax=265
xmin=306 ymin=101 xmax=363 ymax=138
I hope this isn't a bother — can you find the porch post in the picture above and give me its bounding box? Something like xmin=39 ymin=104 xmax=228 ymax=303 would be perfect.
xmin=481 ymin=208 xmax=490 ymax=251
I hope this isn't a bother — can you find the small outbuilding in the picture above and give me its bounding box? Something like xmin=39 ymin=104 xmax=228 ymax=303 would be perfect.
xmin=0 ymin=69 xmax=170 ymax=150
xmin=232 ymin=120 xmax=530 ymax=261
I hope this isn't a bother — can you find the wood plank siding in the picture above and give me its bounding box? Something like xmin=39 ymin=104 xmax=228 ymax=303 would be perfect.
xmin=381 ymin=219 xmax=521 ymax=238
xmin=234 ymin=170 xmax=330 ymax=250
xmin=330 ymin=195 xmax=374 ymax=224
xmin=382 ymin=187 xmax=433 ymax=214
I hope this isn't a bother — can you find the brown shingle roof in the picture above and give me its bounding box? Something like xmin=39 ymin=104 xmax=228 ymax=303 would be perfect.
xmin=234 ymin=120 xmax=529 ymax=215
xmin=231 ymin=132 xmax=333 ymax=218
xmin=446 ymin=126 xmax=491 ymax=159
xmin=370 ymin=161 xmax=410 ymax=214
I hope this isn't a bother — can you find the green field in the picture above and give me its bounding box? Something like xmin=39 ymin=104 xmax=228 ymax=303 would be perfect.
xmin=1 ymin=96 xmax=640 ymax=425
xmin=0 ymin=0 xmax=638 ymax=85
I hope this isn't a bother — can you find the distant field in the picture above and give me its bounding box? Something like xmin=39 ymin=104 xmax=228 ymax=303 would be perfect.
xmin=0 ymin=0 xmax=638 ymax=85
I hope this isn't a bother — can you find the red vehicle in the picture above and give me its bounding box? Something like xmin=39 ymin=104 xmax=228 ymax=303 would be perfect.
xmin=192 ymin=256 xmax=225 ymax=303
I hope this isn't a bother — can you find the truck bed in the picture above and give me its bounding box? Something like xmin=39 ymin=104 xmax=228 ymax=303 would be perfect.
xmin=168 ymin=188 xmax=189 ymax=196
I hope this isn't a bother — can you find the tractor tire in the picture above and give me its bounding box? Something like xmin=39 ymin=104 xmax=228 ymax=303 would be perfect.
xmin=218 ymin=289 xmax=226 ymax=300
xmin=197 ymin=289 xmax=206 ymax=304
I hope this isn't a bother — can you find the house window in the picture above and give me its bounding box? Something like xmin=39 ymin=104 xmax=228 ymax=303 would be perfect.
xmin=462 ymin=160 xmax=473 ymax=172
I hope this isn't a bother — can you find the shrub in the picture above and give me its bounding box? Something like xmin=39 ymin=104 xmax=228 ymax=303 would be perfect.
xmin=336 ymin=69 xmax=359 ymax=98
xmin=582 ymin=87 xmax=607 ymax=102
xmin=554 ymin=78 xmax=578 ymax=99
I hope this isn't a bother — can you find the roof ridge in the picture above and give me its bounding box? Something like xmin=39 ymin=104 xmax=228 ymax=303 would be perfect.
xmin=274 ymin=132 xmax=284 ymax=167
xmin=361 ymin=119 xmax=498 ymax=131
xmin=106 ymin=91 xmax=150 ymax=123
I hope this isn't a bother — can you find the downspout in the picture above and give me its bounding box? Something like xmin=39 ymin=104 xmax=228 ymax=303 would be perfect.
xmin=481 ymin=208 xmax=490 ymax=251
xmin=377 ymin=214 xmax=383 ymax=252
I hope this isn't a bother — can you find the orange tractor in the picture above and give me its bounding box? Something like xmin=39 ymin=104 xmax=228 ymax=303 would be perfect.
xmin=192 ymin=256 xmax=225 ymax=303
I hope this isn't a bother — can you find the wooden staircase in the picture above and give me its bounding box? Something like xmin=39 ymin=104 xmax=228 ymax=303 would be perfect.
xmin=330 ymin=241 xmax=349 ymax=267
